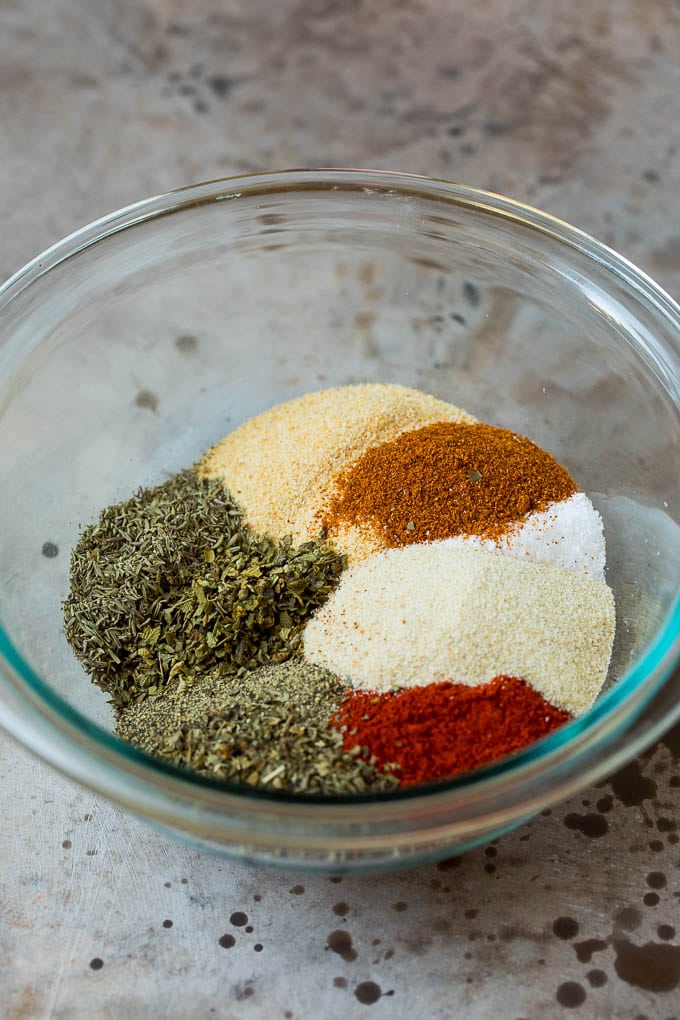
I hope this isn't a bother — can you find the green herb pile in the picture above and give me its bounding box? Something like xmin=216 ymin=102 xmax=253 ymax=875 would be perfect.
xmin=63 ymin=470 xmax=345 ymax=710
xmin=116 ymin=661 xmax=398 ymax=794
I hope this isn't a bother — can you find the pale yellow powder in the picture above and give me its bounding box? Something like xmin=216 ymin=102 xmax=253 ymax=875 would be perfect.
xmin=199 ymin=383 xmax=476 ymax=545
xmin=302 ymin=544 xmax=616 ymax=715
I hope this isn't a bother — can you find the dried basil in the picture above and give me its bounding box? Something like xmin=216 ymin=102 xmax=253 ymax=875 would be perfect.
xmin=63 ymin=470 xmax=345 ymax=709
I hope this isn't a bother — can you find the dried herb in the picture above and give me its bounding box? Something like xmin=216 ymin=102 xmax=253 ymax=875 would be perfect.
xmin=116 ymin=661 xmax=399 ymax=794
xmin=63 ymin=470 xmax=345 ymax=708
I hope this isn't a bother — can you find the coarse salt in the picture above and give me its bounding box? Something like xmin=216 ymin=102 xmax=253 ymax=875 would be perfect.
xmin=442 ymin=492 xmax=606 ymax=580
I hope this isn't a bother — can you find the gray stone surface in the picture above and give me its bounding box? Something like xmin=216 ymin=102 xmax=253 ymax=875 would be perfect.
xmin=1 ymin=1 xmax=679 ymax=1017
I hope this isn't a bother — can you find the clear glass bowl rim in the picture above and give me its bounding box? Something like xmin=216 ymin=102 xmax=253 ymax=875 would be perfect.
xmin=0 ymin=168 xmax=678 ymax=830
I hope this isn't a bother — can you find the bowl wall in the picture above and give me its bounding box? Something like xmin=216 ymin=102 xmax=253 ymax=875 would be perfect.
xmin=0 ymin=171 xmax=678 ymax=870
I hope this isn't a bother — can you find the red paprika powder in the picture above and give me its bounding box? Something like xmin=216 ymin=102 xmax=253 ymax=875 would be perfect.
xmin=330 ymin=676 xmax=572 ymax=786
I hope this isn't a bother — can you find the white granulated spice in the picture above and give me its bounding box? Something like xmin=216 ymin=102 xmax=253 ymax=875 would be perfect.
xmin=303 ymin=545 xmax=615 ymax=715
xmin=324 ymin=492 xmax=606 ymax=571
xmin=198 ymin=383 xmax=475 ymax=544
xmin=442 ymin=492 xmax=606 ymax=580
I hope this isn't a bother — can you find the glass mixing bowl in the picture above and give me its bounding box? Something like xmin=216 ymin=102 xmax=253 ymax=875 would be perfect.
xmin=0 ymin=169 xmax=678 ymax=872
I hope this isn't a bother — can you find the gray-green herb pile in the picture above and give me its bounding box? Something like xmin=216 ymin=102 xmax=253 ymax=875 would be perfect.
xmin=63 ymin=471 xmax=344 ymax=710
xmin=63 ymin=469 xmax=394 ymax=794
xmin=116 ymin=661 xmax=398 ymax=794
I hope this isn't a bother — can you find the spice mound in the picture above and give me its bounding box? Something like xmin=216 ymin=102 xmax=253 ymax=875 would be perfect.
xmin=198 ymin=382 xmax=476 ymax=546
xmin=302 ymin=544 xmax=615 ymax=715
xmin=442 ymin=491 xmax=606 ymax=580
xmin=331 ymin=677 xmax=572 ymax=787
xmin=321 ymin=421 xmax=577 ymax=562
xmin=64 ymin=383 xmax=617 ymax=794
xmin=117 ymin=662 xmax=398 ymax=794
xmin=63 ymin=471 xmax=344 ymax=709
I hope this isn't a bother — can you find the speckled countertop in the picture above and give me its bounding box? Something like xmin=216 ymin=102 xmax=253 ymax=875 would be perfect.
xmin=1 ymin=2 xmax=680 ymax=1018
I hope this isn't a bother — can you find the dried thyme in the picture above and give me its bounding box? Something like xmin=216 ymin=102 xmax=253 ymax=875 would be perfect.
xmin=63 ymin=470 xmax=345 ymax=709
xmin=116 ymin=661 xmax=399 ymax=794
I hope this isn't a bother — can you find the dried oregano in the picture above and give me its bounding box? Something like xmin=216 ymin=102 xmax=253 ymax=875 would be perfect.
xmin=63 ymin=470 xmax=345 ymax=709
xmin=116 ymin=661 xmax=399 ymax=794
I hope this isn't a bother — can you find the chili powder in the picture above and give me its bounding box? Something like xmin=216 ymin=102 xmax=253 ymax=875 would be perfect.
xmin=331 ymin=676 xmax=572 ymax=786
xmin=322 ymin=421 xmax=577 ymax=548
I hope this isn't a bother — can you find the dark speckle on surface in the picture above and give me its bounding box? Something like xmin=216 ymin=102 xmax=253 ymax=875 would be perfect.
xmin=647 ymin=872 xmax=667 ymax=890
xmin=615 ymin=907 xmax=642 ymax=931
xmin=573 ymin=939 xmax=608 ymax=964
xmin=644 ymin=893 xmax=660 ymax=907
xmin=462 ymin=281 xmax=481 ymax=306
xmin=326 ymin=930 xmax=357 ymax=963
xmin=135 ymin=389 xmax=159 ymax=414
xmin=605 ymin=761 xmax=657 ymax=807
xmin=289 ymin=885 xmax=305 ymax=896
xmin=207 ymin=74 xmax=235 ymax=98
xmin=89 ymin=958 xmax=103 ymax=971
xmin=586 ymin=969 xmax=608 ymax=987
xmin=333 ymin=902 xmax=349 ymax=917
xmin=333 ymin=977 xmax=347 ymax=989
xmin=564 ymin=813 xmax=609 ymax=838
xmin=162 ymin=919 xmax=173 ymax=929
xmin=657 ymin=925 xmax=676 ymax=941
xmin=354 ymin=981 xmax=382 ymax=1005
xmin=556 ymin=981 xmax=587 ymax=1008
xmin=552 ymin=917 xmax=579 ymax=940
xmin=230 ymin=911 xmax=248 ymax=927
xmin=42 ymin=541 xmax=59 ymax=558
xmin=612 ymin=939 xmax=680 ymax=992
xmin=656 ymin=817 xmax=677 ymax=833
xmin=61 ymin=839 xmax=72 ymax=849
xmin=483 ymin=120 xmax=514 ymax=135
xmin=175 ymin=333 xmax=198 ymax=354
xmin=436 ymin=856 xmax=462 ymax=872
xmin=392 ymin=901 xmax=408 ymax=912
xmin=219 ymin=933 xmax=236 ymax=949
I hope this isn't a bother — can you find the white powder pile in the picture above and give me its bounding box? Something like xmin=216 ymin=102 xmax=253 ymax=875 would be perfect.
xmin=198 ymin=383 xmax=476 ymax=545
xmin=442 ymin=492 xmax=606 ymax=580
xmin=326 ymin=491 xmax=607 ymax=575
xmin=303 ymin=545 xmax=616 ymax=715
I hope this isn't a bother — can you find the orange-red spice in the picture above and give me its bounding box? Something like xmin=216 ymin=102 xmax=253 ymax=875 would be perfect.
xmin=322 ymin=422 xmax=577 ymax=547
xmin=330 ymin=676 xmax=572 ymax=786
